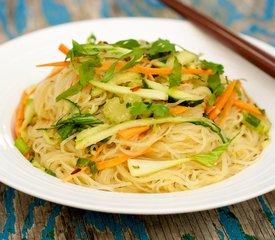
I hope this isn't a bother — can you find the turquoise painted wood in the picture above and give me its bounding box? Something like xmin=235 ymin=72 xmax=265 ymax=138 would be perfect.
xmin=0 ymin=1 xmax=274 ymax=239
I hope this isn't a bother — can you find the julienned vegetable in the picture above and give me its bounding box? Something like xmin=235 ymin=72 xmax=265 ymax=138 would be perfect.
xmin=128 ymin=139 xmax=233 ymax=177
xmin=75 ymin=117 xmax=225 ymax=149
xmin=15 ymin=35 xmax=271 ymax=193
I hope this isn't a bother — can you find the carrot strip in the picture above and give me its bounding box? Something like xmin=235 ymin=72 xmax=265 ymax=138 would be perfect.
xmin=15 ymin=91 xmax=28 ymax=137
xmin=91 ymin=144 xmax=106 ymax=160
xmin=47 ymin=67 xmax=65 ymax=79
xmin=209 ymin=80 xmax=237 ymax=120
xmin=233 ymin=100 xmax=263 ymax=115
xmin=117 ymin=126 xmax=150 ymax=140
xmin=96 ymin=61 xmax=214 ymax=75
xmin=96 ymin=149 xmax=148 ymax=170
xmin=170 ymin=106 xmax=189 ymax=115
xmin=58 ymin=43 xmax=70 ymax=55
xmin=36 ymin=61 xmax=70 ymax=67
xmin=216 ymin=90 xmax=238 ymax=125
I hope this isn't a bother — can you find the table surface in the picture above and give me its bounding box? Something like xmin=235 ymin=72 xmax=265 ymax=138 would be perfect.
xmin=0 ymin=0 xmax=274 ymax=239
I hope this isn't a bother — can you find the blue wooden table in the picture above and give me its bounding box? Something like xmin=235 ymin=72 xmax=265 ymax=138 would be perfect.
xmin=0 ymin=1 xmax=274 ymax=239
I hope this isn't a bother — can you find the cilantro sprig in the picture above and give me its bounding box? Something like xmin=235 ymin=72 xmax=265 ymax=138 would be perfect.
xmin=130 ymin=102 xmax=170 ymax=118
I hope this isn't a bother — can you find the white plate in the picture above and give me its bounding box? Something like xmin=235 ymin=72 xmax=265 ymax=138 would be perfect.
xmin=0 ymin=18 xmax=274 ymax=214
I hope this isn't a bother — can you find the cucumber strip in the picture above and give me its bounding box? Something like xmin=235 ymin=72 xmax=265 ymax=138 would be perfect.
xmin=75 ymin=117 xmax=224 ymax=149
xmin=143 ymin=79 xmax=203 ymax=103
xmin=90 ymin=80 xmax=168 ymax=100
xmin=167 ymin=87 xmax=203 ymax=101
xmin=128 ymin=158 xmax=190 ymax=177
xmin=143 ymin=79 xmax=168 ymax=92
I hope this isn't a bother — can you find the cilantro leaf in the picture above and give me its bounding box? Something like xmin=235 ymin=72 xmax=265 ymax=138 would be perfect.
xmin=76 ymin=158 xmax=97 ymax=175
xmin=201 ymin=60 xmax=225 ymax=96
xmin=169 ymin=57 xmax=182 ymax=87
xmin=130 ymin=102 xmax=148 ymax=116
xmin=130 ymin=102 xmax=169 ymax=118
xmin=79 ymin=57 xmax=101 ymax=86
xmin=113 ymin=39 xmax=140 ymax=49
xmin=149 ymin=104 xmax=170 ymax=117
xmin=148 ymin=39 xmax=176 ymax=56
xmin=201 ymin=60 xmax=224 ymax=75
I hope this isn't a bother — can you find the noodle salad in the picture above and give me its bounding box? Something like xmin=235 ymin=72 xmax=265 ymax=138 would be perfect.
xmin=14 ymin=36 xmax=271 ymax=193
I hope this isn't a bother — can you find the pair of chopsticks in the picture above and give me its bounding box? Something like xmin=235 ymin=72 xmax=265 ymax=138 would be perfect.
xmin=159 ymin=0 xmax=275 ymax=78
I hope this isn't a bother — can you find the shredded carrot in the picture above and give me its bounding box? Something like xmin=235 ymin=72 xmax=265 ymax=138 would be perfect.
xmin=233 ymin=100 xmax=263 ymax=115
xmin=96 ymin=149 xmax=148 ymax=170
xmin=147 ymin=74 xmax=155 ymax=81
xmin=47 ymin=67 xmax=65 ymax=79
xmin=170 ymin=106 xmax=189 ymax=115
xmin=96 ymin=61 xmax=214 ymax=75
xmin=209 ymin=80 xmax=237 ymax=120
xmin=36 ymin=61 xmax=70 ymax=67
xmin=117 ymin=126 xmax=150 ymax=140
xmin=15 ymin=90 xmax=28 ymax=137
xmin=91 ymin=144 xmax=106 ymax=160
xmin=58 ymin=43 xmax=70 ymax=55
xmin=216 ymin=90 xmax=238 ymax=125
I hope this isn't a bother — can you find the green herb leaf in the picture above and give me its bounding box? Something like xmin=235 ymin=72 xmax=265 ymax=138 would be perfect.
xmin=149 ymin=104 xmax=170 ymax=117
xmin=148 ymin=39 xmax=176 ymax=56
xmin=42 ymin=113 xmax=103 ymax=140
xmin=56 ymin=82 xmax=82 ymax=101
xmin=201 ymin=60 xmax=224 ymax=75
xmin=79 ymin=57 xmax=100 ymax=86
xmin=113 ymin=39 xmax=140 ymax=49
xmin=57 ymin=124 xmax=74 ymax=140
xmin=54 ymin=113 xmax=103 ymax=128
xmin=76 ymin=158 xmax=97 ymax=175
xmin=130 ymin=102 xmax=148 ymax=116
xmin=102 ymin=48 xmax=144 ymax=82
xmin=87 ymin=33 xmax=97 ymax=44
xmin=190 ymin=119 xmax=226 ymax=143
xmin=169 ymin=57 xmax=182 ymax=87
xmin=191 ymin=137 xmax=233 ymax=166
xmin=130 ymin=102 xmax=169 ymax=118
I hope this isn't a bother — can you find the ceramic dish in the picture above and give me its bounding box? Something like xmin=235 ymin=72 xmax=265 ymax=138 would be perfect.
xmin=0 ymin=18 xmax=274 ymax=214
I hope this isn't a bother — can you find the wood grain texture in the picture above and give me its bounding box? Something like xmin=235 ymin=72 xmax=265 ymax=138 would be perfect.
xmin=0 ymin=1 xmax=274 ymax=239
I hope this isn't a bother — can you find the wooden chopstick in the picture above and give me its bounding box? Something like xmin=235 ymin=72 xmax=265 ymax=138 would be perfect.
xmin=159 ymin=0 xmax=275 ymax=78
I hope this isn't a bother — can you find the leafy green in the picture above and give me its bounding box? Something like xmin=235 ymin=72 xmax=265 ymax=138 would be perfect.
xmin=149 ymin=104 xmax=170 ymax=117
xmin=102 ymin=48 xmax=144 ymax=82
xmin=79 ymin=57 xmax=101 ymax=86
xmin=130 ymin=102 xmax=170 ymax=118
xmin=113 ymin=39 xmax=140 ymax=49
xmin=87 ymin=33 xmax=96 ymax=44
xmin=191 ymin=137 xmax=233 ymax=166
xmin=201 ymin=60 xmax=224 ymax=75
xmin=56 ymin=83 xmax=82 ymax=101
xmin=148 ymin=39 xmax=176 ymax=56
xmin=189 ymin=119 xmax=226 ymax=143
xmin=57 ymin=57 xmax=101 ymax=101
xmin=169 ymin=57 xmax=182 ymax=87
xmin=130 ymin=102 xmax=148 ymax=116
xmin=39 ymin=113 xmax=103 ymax=140
xmin=76 ymin=158 xmax=97 ymax=175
